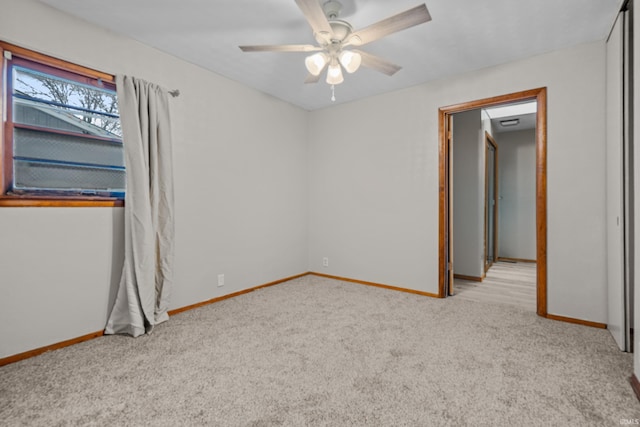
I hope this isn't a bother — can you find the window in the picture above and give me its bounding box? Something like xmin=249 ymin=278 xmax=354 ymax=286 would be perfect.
xmin=0 ymin=42 xmax=123 ymax=207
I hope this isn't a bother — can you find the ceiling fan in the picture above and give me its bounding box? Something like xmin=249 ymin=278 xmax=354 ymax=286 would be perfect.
xmin=239 ymin=0 xmax=431 ymax=88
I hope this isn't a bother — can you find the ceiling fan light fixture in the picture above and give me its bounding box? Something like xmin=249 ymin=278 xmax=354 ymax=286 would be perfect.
xmin=305 ymin=52 xmax=329 ymax=76
xmin=240 ymin=1 xmax=433 ymax=92
xmin=326 ymin=63 xmax=344 ymax=85
xmin=339 ymin=50 xmax=362 ymax=73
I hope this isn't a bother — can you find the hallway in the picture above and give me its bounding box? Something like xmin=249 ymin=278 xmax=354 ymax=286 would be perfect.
xmin=453 ymin=261 xmax=536 ymax=312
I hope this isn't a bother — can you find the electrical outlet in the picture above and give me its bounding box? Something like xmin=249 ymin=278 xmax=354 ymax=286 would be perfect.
xmin=322 ymin=257 xmax=329 ymax=267
xmin=217 ymin=274 xmax=224 ymax=287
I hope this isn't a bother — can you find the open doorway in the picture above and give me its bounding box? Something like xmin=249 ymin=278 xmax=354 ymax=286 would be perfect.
xmin=438 ymin=88 xmax=547 ymax=317
xmin=451 ymin=102 xmax=537 ymax=310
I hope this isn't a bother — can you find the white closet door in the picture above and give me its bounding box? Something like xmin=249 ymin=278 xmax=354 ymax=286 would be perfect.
xmin=606 ymin=11 xmax=626 ymax=351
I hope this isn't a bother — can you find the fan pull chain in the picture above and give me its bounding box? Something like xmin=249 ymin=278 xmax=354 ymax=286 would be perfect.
xmin=331 ymin=85 xmax=336 ymax=102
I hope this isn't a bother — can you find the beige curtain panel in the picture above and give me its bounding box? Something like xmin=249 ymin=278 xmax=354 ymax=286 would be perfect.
xmin=105 ymin=75 xmax=175 ymax=337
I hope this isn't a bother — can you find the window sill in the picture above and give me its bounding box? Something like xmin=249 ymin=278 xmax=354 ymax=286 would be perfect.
xmin=0 ymin=196 xmax=123 ymax=207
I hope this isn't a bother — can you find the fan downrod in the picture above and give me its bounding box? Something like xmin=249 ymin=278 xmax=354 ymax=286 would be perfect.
xmin=322 ymin=0 xmax=343 ymax=19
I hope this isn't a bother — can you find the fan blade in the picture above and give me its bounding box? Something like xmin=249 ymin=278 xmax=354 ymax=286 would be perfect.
xmin=305 ymin=73 xmax=322 ymax=84
xmin=348 ymin=4 xmax=431 ymax=46
xmin=354 ymin=50 xmax=402 ymax=76
xmin=239 ymin=44 xmax=322 ymax=53
xmin=295 ymin=0 xmax=333 ymax=39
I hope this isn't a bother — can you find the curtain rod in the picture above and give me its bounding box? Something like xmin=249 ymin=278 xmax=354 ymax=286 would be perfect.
xmin=168 ymin=89 xmax=180 ymax=98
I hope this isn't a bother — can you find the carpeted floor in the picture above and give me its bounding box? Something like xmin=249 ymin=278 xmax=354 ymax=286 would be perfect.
xmin=1 ymin=275 xmax=638 ymax=426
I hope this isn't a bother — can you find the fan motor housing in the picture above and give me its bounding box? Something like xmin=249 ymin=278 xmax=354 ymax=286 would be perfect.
xmin=329 ymin=20 xmax=353 ymax=43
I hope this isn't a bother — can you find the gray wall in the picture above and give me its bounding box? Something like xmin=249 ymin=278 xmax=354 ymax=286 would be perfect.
xmin=496 ymin=129 xmax=537 ymax=260
xmin=452 ymin=110 xmax=484 ymax=278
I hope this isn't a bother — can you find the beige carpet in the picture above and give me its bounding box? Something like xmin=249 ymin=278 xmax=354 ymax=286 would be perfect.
xmin=1 ymin=275 xmax=638 ymax=426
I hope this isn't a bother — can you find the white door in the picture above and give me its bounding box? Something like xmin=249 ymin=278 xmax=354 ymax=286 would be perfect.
xmin=606 ymin=11 xmax=627 ymax=351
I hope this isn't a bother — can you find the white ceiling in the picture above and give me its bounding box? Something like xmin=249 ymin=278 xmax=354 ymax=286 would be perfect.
xmin=38 ymin=0 xmax=622 ymax=111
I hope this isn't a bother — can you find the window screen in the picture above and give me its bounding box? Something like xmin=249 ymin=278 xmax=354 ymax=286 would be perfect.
xmin=8 ymin=61 xmax=124 ymax=198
